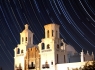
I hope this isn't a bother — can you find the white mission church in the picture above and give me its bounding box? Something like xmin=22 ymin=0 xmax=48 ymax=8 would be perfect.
xmin=14 ymin=23 xmax=94 ymax=70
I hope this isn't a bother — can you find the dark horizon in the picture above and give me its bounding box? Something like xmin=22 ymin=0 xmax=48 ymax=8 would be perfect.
xmin=0 ymin=0 xmax=95 ymax=70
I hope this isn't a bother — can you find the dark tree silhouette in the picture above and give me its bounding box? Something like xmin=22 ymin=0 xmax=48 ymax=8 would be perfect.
xmin=82 ymin=61 xmax=95 ymax=70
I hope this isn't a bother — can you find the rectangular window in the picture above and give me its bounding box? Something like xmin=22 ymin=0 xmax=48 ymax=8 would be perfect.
xmin=28 ymin=62 xmax=35 ymax=69
xmin=47 ymin=30 xmax=49 ymax=38
xmin=56 ymin=31 xmax=57 ymax=38
xmin=52 ymin=30 xmax=53 ymax=36
xmin=26 ymin=37 xmax=27 ymax=41
xmin=51 ymin=61 xmax=53 ymax=65
xmin=57 ymin=54 xmax=58 ymax=63
xmin=64 ymin=55 xmax=65 ymax=63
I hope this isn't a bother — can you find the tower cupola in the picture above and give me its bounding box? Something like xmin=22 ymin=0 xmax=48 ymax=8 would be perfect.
xmin=20 ymin=24 xmax=34 ymax=45
xmin=44 ymin=23 xmax=60 ymax=39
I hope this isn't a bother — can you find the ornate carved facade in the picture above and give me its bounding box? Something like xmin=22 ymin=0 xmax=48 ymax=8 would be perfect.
xmin=25 ymin=47 xmax=40 ymax=70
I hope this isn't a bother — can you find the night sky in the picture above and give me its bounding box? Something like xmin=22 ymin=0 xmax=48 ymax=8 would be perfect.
xmin=0 ymin=0 xmax=95 ymax=70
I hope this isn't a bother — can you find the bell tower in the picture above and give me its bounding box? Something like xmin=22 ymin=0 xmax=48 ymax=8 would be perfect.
xmin=39 ymin=23 xmax=65 ymax=70
xmin=44 ymin=23 xmax=60 ymax=39
xmin=20 ymin=24 xmax=34 ymax=45
xmin=14 ymin=24 xmax=34 ymax=70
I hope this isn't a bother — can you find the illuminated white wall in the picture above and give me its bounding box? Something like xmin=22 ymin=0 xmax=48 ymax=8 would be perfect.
xmin=56 ymin=61 xmax=93 ymax=70
xmin=14 ymin=44 xmax=27 ymax=70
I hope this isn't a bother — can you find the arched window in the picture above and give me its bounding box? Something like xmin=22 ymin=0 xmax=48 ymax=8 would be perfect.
xmin=57 ymin=44 xmax=59 ymax=49
xmin=31 ymin=62 xmax=33 ymax=67
xmin=47 ymin=30 xmax=49 ymax=38
xmin=21 ymin=50 xmax=23 ymax=53
xmin=42 ymin=43 xmax=45 ymax=50
xmin=26 ymin=37 xmax=27 ymax=41
xmin=52 ymin=30 xmax=54 ymax=37
xmin=51 ymin=61 xmax=53 ymax=65
xmin=17 ymin=48 xmax=20 ymax=54
xmin=61 ymin=42 xmax=63 ymax=46
xmin=47 ymin=44 xmax=50 ymax=49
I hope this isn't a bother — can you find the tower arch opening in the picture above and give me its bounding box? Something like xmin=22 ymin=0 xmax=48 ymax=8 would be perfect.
xmin=17 ymin=48 xmax=20 ymax=54
xmin=47 ymin=30 xmax=49 ymax=38
xmin=41 ymin=43 xmax=45 ymax=50
xmin=47 ymin=44 xmax=50 ymax=49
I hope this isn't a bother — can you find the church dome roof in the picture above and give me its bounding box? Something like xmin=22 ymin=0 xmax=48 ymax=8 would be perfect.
xmin=21 ymin=24 xmax=33 ymax=34
xmin=66 ymin=45 xmax=76 ymax=53
xmin=22 ymin=29 xmax=32 ymax=33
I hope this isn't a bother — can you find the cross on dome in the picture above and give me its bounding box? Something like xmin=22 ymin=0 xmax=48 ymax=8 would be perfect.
xmin=25 ymin=24 xmax=29 ymax=30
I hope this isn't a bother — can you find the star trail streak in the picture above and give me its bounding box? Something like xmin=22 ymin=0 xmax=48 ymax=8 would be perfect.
xmin=0 ymin=0 xmax=95 ymax=70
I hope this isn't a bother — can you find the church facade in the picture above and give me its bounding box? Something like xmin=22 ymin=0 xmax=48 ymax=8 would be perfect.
xmin=14 ymin=23 xmax=94 ymax=70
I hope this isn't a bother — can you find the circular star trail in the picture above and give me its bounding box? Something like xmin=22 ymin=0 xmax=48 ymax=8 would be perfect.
xmin=0 ymin=0 xmax=95 ymax=70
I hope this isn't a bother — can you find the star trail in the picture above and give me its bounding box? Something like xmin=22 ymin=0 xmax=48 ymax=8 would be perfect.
xmin=0 ymin=0 xmax=95 ymax=70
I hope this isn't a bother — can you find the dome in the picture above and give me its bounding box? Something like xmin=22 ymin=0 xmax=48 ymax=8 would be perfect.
xmin=66 ymin=45 xmax=76 ymax=53
xmin=22 ymin=29 xmax=32 ymax=33
xmin=21 ymin=24 xmax=33 ymax=34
